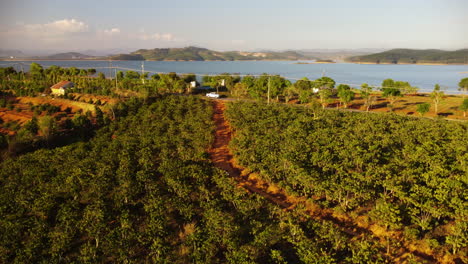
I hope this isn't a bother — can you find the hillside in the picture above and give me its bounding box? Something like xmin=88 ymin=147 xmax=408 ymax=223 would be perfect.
xmin=346 ymin=48 xmax=468 ymax=64
xmin=109 ymin=46 xmax=314 ymax=61
xmin=297 ymin=48 xmax=384 ymax=62
xmin=42 ymin=52 xmax=94 ymax=60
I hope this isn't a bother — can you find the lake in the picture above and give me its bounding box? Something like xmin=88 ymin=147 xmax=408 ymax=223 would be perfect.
xmin=2 ymin=60 xmax=467 ymax=94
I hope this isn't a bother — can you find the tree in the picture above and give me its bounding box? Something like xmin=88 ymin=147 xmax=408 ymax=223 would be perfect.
xmin=95 ymin=106 xmax=105 ymax=127
xmin=116 ymin=71 xmax=124 ymax=80
xmin=395 ymin=81 xmax=418 ymax=95
xmin=98 ymin=72 xmax=106 ymax=79
xmin=231 ymin=82 xmax=248 ymax=98
xmin=459 ymin=99 xmax=468 ymax=117
xmin=382 ymin=88 xmax=402 ymax=111
xmin=87 ymin=68 xmax=97 ymax=76
xmin=125 ymin=71 xmax=140 ymax=79
xmin=318 ymin=89 xmax=332 ymax=109
xmin=294 ymin=78 xmax=313 ymax=103
xmin=381 ymin=78 xmax=395 ymax=89
xmin=430 ymin=84 xmax=445 ymax=115
xmin=38 ymin=115 xmax=57 ymax=142
xmin=360 ymin=83 xmax=376 ymax=112
xmin=68 ymin=67 xmax=80 ymax=76
xmin=459 ymin=77 xmax=468 ymax=97
xmin=30 ymin=62 xmax=44 ymax=80
xmin=151 ymin=73 xmax=161 ymax=80
xmin=270 ymin=75 xmax=290 ymax=102
xmin=79 ymin=69 xmax=87 ymax=76
xmin=284 ymin=85 xmax=298 ymax=103
xmin=337 ymin=84 xmax=351 ymax=93
xmin=416 ymin=103 xmax=430 ymax=116
xmin=24 ymin=116 xmax=39 ymax=134
xmin=315 ymin=76 xmax=335 ymax=89
xmin=337 ymin=85 xmax=354 ymax=108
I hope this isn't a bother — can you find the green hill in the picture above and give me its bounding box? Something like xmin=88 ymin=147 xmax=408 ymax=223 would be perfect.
xmin=109 ymin=46 xmax=313 ymax=61
xmin=346 ymin=48 xmax=468 ymax=64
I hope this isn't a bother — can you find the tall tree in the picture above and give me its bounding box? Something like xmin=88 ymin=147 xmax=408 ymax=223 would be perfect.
xmin=459 ymin=98 xmax=468 ymax=117
xmin=382 ymin=88 xmax=402 ymax=111
xmin=29 ymin=62 xmax=44 ymax=80
xmin=337 ymin=84 xmax=354 ymax=108
xmin=38 ymin=115 xmax=57 ymax=142
xmin=459 ymin=77 xmax=468 ymax=97
xmin=430 ymin=84 xmax=445 ymax=115
xmin=318 ymin=89 xmax=332 ymax=109
xmin=362 ymin=83 xmax=377 ymax=112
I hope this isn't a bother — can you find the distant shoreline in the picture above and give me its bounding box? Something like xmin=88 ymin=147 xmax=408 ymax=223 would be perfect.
xmin=1 ymin=59 xmax=310 ymax=62
xmin=1 ymin=59 xmax=467 ymax=66
xmin=350 ymin=62 xmax=468 ymax=66
xmin=294 ymin=61 xmax=336 ymax=64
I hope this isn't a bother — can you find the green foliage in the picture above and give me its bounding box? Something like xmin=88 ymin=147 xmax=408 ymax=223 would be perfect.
xmin=226 ymin=101 xmax=468 ymax=249
xmin=416 ymin=103 xmax=430 ymax=116
xmin=459 ymin=78 xmax=468 ymax=94
xmin=125 ymin=71 xmax=140 ymax=79
xmin=23 ymin=116 xmax=39 ymax=134
xmin=337 ymin=86 xmax=355 ymax=108
xmin=430 ymin=84 xmax=445 ymax=114
xmin=382 ymin=86 xmax=402 ymax=110
xmin=0 ymin=96 xmax=391 ymax=263
xmin=38 ymin=115 xmax=57 ymax=141
xmin=318 ymin=88 xmax=332 ymax=108
xmin=460 ymin=99 xmax=468 ymax=117
xmin=314 ymin=76 xmax=335 ymax=89
xmin=360 ymin=83 xmax=376 ymax=111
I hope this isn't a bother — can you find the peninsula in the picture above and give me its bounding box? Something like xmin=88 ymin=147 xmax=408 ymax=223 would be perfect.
xmin=346 ymin=48 xmax=468 ymax=64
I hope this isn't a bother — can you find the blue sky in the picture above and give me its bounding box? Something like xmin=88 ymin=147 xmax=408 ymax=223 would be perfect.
xmin=0 ymin=0 xmax=466 ymax=51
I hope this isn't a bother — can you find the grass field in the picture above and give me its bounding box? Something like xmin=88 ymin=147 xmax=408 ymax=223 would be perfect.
xmin=347 ymin=93 xmax=467 ymax=120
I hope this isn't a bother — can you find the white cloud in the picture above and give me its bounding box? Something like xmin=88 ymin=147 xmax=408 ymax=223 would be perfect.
xmin=103 ymin=28 xmax=121 ymax=35
xmin=0 ymin=18 xmax=91 ymax=48
xmin=24 ymin=19 xmax=89 ymax=36
xmin=138 ymin=32 xmax=175 ymax=41
xmin=0 ymin=19 xmax=183 ymax=50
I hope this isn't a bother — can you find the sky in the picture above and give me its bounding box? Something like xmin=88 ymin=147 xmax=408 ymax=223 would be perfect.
xmin=0 ymin=0 xmax=467 ymax=53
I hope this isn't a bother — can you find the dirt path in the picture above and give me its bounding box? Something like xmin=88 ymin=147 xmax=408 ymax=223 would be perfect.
xmin=208 ymin=99 xmax=451 ymax=263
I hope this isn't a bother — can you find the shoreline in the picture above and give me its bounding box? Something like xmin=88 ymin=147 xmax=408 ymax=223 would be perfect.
xmin=349 ymin=61 xmax=468 ymax=66
xmin=2 ymin=59 xmax=467 ymax=66
xmin=0 ymin=58 xmax=313 ymax=62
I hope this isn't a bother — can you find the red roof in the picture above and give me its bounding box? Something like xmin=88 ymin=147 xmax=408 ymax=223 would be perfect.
xmin=51 ymin=80 xmax=73 ymax=90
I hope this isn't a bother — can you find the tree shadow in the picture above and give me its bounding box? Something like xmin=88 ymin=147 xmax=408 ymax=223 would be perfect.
xmin=373 ymin=102 xmax=388 ymax=109
xmin=438 ymin=112 xmax=453 ymax=117
xmin=403 ymin=101 xmax=424 ymax=106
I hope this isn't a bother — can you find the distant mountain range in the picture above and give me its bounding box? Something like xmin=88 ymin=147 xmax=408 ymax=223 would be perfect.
xmin=346 ymin=49 xmax=468 ymax=64
xmin=0 ymin=49 xmax=26 ymax=58
xmin=43 ymin=52 xmax=95 ymax=60
xmin=109 ymin=46 xmax=316 ymax=61
xmin=296 ymin=49 xmax=385 ymax=62
xmin=2 ymin=47 xmax=467 ymax=64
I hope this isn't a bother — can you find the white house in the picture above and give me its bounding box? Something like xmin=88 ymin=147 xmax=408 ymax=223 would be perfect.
xmin=50 ymin=80 xmax=74 ymax=95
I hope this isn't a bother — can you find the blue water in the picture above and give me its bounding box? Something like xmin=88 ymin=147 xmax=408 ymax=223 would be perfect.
xmin=2 ymin=60 xmax=467 ymax=94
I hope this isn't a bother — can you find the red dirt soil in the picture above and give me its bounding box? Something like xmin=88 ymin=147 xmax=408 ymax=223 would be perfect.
xmin=208 ymin=99 xmax=460 ymax=264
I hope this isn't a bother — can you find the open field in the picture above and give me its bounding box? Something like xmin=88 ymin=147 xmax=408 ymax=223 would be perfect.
xmin=345 ymin=93 xmax=467 ymax=120
xmin=0 ymin=95 xmax=116 ymax=135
